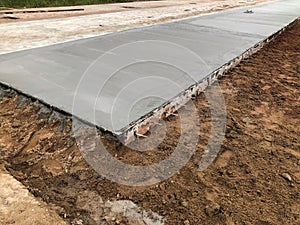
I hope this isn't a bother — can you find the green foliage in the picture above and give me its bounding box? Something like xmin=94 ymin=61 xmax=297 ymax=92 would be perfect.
xmin=0 ymin=0 xmax=133 ymax=8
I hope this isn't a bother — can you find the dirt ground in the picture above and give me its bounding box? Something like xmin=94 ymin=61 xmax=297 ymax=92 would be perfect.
xmin=0 ymin=0 xmax=271 ymax=54
xmin=0 ymin=14 xmax=299 ymax=224
xmin=0 ymin=0 xmax=271 ymax=23
xmin=0 ymin=166 xmax=67 ymax=225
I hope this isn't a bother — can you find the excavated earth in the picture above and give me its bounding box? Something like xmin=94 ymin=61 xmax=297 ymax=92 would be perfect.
xmin=0 ymin=19 xmax=299 ymax=225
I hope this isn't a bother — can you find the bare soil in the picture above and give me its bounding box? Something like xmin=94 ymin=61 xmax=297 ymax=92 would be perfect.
xmin=0 ymin=166 xmax=67 ymax=225
xmin=0 ymin=19 xmax=299 ymax=225
xmin=0 ymin=0 xmax=271 ymax=55
xmin=0 ymin=0 xmax=269 ymax=24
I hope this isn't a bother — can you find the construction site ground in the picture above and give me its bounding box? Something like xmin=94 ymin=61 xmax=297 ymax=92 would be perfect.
xmin=0 ymin=1 xmax=299 ymax=225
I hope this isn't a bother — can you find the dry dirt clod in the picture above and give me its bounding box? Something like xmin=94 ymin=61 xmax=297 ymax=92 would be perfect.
xmin=184 ymin=219 xmax=190 ymax=225
xmin=181 ymin=200 xmax=189 ymax=207
xmin=281 ymin=173 xmax=293 ymax=182
xmin=293 ymin=172 xmax=300 ymax=184
xmin=205 ymin=202 xmax=221 ymax=217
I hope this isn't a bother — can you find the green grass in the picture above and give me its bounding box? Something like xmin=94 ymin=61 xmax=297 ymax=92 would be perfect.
xmin=0 ymin=6 xmax=11 ymax=10
xmin=0 ymin=0 xmax=136 ymax=8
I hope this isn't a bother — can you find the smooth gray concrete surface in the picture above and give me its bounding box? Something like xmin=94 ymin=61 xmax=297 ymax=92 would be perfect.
xmin=0 ymin=0 xmax=299 ymax=133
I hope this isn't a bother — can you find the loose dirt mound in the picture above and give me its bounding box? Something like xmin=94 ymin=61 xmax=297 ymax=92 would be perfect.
xmin=0 ymin=20 xmax=299 ymax=225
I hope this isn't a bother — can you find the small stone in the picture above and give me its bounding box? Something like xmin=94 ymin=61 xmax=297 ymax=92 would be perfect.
xmin=17 ymin=95 xmax=28 ymax=107
xmin=192 ymin=191 xmax=198 ymax=197
xmin=72 ymin=219 xmax=83 ymax=225
xmin=38 ymin=107 xmax=51 ymax=120
xmin=184 ymin=220 xmax=190 ymax=225
xmin=281 ymin=173 xmax=292 ymax=182
xmin=264 ymin=135 xmax=273 ymax=142
xmin=181 ymin=200 xmax=188 ymax=207
xmin=205 ymin=202 xmax=221 ymax=216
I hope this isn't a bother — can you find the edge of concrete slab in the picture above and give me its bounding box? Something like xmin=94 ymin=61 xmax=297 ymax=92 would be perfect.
xmin=118 ymin=16 xmax=300 ymax=144
xmin=0 ymin=16 xmax=299 ymax=144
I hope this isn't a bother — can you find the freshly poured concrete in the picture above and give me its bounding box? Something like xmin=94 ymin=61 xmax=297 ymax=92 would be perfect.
xmin=0 ymin=0 xmax=299 ymax=133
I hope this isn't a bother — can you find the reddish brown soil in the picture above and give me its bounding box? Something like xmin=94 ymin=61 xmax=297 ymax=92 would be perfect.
xmin=0 ymin=20 xmax=299 ymax=225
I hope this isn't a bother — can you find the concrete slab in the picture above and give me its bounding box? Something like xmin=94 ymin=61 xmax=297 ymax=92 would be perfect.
xmin=0 ymin=0 xmax=299 ymax=137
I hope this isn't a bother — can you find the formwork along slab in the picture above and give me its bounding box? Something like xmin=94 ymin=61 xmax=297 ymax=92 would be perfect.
xmin=0 ymin=0 xmax=299 ymax=142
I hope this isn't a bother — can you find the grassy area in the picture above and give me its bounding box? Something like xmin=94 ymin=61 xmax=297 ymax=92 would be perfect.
xmin=0 ymin=0 xmax=136 ymax=8
xmin=0 ymin=6 xmax=11 ymax=9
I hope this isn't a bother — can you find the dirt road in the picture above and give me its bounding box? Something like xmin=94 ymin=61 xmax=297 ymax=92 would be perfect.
xmin=0 ymin=0 xmax=271 ymax=23
xmin=0 ymin=17 xmax=299 ymax=225
xmin=0 ymin=0 xmax=272 ymax=54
